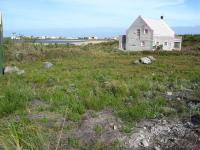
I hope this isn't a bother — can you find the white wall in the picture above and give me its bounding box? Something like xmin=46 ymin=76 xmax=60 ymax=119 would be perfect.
xmin=153 ymin=36 xmax=175 ymax=51
xmin=126 ymin=17 xmax=153 ymax=51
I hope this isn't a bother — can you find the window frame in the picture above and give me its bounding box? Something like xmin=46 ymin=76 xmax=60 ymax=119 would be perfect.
xmin=174 ymin=42 xmax=180 ymax=48
xmin=141 ymin=41 xmax=145 ymax=47
xmin=144 ymin=29 xmax=148 ymax=34
xmin=137 ymin=29 xmax=141 ymax=39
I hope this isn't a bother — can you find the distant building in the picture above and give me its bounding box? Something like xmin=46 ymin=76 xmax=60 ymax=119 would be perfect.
xmin=50 ymin=36 xmax=57 ymax=39
xmin=112 ymin=37 xmax=119 ymax=40
xmin=119 ymin=16 xmax=182 ymax=51
xmin=39 ymin=36 xmax=47 ymax=40
xmin=88 ymin=36 xmax=98 ymax=40
xmin=11 ymin=36 xmax=20 ymax=40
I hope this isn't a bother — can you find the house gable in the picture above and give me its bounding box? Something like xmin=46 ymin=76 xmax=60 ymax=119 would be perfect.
xmin=126 ymin=16 xmax=153 ymax=34
xmin=126 ymin=16 xmax=153 ymax=51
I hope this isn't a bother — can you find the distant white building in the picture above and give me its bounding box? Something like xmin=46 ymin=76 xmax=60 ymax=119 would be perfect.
xmin=11 ymin=36 xmax=21 ymax=40
xmin=39 ymin=36 xmax=47 ymax=40
xmin=50 ymin=36 xmax=57 ymax=39
xmin=119 ymin=16 xmax=182 ymax=51
xmin=88 ymin=36 xmax=98 ymax=40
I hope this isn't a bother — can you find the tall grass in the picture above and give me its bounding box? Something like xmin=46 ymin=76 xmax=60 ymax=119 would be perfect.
xmin=0 ymin=80 xmax=33 ymax=117
xmin=0 ymin=119 xmax=47 ymax=150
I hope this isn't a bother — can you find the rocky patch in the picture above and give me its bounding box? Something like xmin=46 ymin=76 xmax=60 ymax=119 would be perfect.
xmin=123 ymin=119 xmax=200 ymax=150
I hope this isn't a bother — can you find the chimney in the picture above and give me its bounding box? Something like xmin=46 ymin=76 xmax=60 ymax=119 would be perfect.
xmin=160 ymin=16 xmax=164 ymax=20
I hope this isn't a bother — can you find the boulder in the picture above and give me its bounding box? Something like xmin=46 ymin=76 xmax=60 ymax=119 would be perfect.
xmin=43 ymin=62 xmax=53 ymax=69
xmin=139 ymin=57 xmax=152 ymax=64
xmin=4 ymin=66 xmax=20 ymax=74
xmin=134 ymin=60 xmax=141 ymax=64
xmin=4 ymin=66 xmax=25 ymax=75
xmin=167 ymin=92 xmax=173 ymax=96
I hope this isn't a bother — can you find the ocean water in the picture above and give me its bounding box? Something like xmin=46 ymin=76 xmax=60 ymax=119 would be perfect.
xmin=34 ymin=39 xmax=86 ymax=44
xmin=13 ymin=39 xmax=86 ymax=44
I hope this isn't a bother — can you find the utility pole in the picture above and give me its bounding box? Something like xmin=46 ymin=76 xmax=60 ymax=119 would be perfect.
xmin=0 ymin=12 xmax=3 ymax=75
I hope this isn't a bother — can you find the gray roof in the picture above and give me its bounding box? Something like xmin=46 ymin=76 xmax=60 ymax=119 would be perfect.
xmin=141 ymin=16 xmax=175 ymax=37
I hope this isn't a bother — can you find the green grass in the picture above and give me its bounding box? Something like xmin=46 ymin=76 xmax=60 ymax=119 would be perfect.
xmin=0 ymin=40 xmax=200 ymax=149
xmin=67 ymin=137 xmax=80 ymax=149
xmin=0 ymin=118 xmax=47 ymax=150
xmin=93 ymin=124 xmax=103 ymax=136
xmin=182 ymin=34 xmax=200 ymax=47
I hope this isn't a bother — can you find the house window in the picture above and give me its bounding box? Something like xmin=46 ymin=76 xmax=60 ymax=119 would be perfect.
xmin=174 ymin=42 xmax=180 ymax=48
xmin=164 ymin=42 xmax=168 ymax=46
xmin=144 ymin=29 xmax=148 ymax=34
xmin=137 ymin=29 xmax=140 ymax=39
xmin=141 ymin=41 xmax=145 ymax=47
xmin=156 ymin=42 xmax=159 ymax=45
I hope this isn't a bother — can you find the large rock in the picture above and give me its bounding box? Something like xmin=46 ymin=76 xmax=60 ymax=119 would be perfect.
xmin=4 ymin=66 xmax=25 ymax=75
xmin=4 ymin=66 xmax=19 ymax=74
xmin=43 ymin=62 xmax=53 ymax=69
xmin=139 ymin=57 xmax=152 ymax=64
xmin=134 ymin=60 xmax=140 ymax=64
xmin=133 ymin=56 xmax=156 ymax=65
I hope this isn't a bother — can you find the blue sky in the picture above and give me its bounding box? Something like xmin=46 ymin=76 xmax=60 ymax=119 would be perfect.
xmin=1 ymin=0 xmax=200 ymax=37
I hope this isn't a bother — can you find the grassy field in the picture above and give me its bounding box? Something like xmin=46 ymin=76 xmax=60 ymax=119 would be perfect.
xmin=0 ymin=40 xmax=200 ymax=149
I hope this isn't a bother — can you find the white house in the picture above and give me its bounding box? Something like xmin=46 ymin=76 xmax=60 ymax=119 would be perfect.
xmin=119 ymin=16 xmax=182 ymax=51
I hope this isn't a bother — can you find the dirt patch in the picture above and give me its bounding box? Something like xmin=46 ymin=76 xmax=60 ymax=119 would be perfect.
xmin=56 ymin=109 xmax=124 ymax=149
xmin=163 ymin=90 xmax=200 ymax=109
xmin=26 ymin=100 xmax=200 ymax=149
xmin=47 ymin=109 xmax=200 ymax=150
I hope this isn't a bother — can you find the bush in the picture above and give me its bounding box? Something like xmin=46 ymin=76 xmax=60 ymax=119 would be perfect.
xmin=101 ymin=80 xmax=129 ymax=96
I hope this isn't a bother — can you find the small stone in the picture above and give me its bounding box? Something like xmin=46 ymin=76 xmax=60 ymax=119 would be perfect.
xmin=162 ymin=120 xmax=167 ymax=125
xmin=167 ymin=92 xmax=173 ymax=96
xmin=43 ymin=62 xmax=53 ymax=69
xmin=140 ymin=139 xmax=149 ymax=147
xmin=154 ymin=146 xmax=161 ymax=150
xmin=113 ymin=125 xmax=117 ymax=130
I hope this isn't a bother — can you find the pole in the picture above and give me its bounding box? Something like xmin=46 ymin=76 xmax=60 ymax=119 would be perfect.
xmin=0 ymin=12 xmax=3 ymax=75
